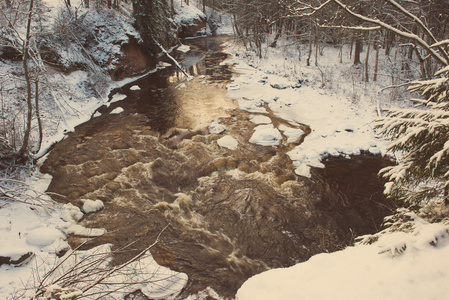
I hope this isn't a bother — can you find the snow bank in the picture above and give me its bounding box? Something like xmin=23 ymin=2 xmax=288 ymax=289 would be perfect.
xmin=0 ymin=189 xmax=105 ymax=298
xmin=237 ymin=211 xmax=449 ymax=300
xmin=225 ymin=56 xmax=387 ymax=177
xmin=173 ymin=0 xmax=206 ymax=26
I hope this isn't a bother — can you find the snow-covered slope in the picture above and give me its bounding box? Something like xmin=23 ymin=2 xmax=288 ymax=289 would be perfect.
xmin=236 ymin=209 xmax=449 ymax=300
xmin=0 ymin=1 xmax=206 ymax=299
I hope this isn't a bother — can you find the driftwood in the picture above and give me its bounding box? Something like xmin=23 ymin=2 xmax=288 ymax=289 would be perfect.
xmin=153 ymin=39 xmax=193 ymax=80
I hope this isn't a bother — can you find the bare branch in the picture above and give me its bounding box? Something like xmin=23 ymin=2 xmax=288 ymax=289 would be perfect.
xmin=318 ymin=24 xmax=381 ymax=31
xmin=329 ymin=0 xmax=448 ymax=66
xmin=384 ymin=0 xmax=449 ymax=63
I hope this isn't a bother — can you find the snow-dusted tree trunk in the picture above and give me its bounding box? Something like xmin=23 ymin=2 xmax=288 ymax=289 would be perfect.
xmin=18 ymin=0 xmax=35 ymax=159
xmin=364 ymin=31 xmax=371 ymax=82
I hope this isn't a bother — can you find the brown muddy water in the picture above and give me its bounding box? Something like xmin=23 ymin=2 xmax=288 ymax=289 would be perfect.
xmin=41 ymin=37 xmax=396 ymax=299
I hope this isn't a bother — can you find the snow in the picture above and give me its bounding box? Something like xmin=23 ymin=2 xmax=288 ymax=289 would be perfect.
xmin=236 ymin=212 xmax=449 ymax=300
xmin=217 ymin=135 xmax=239 ymax=150
xmin=249 ymin=124 xmax=282 ymax=146
xmin=173 ymin=0 xmax=206 ymax=26
xmin=249 ymin=115 xmax=271 ymax=124
xmin=44 ymin=0 xmax=82 ymax=8
xmin=209 ymin=118 xmax=226 ymax=134
xmin=278 ymin=124 xmax=305 ymax=144
xmin=25 ymin=227 xmax=65 ymax=247
xmin=177 ymin=44 xmax=191 ymax=53
xmin=218 ymin=10 xmax=447 ymax=300
xmin=0 ymin=2 xmax=198 ymax=299
xmin=82 ymin=199 xmax=104 ymax=213
xmin=225 ymin=48 xmax=388 ymax=177
xmin=110 ymin=107 xmax=124 ymax=114
xmin=129 ymin=85 xmax=141 ymax=91
xmin=110 ymin=93 xmax=127 ymax=104
xmin=2 ymin=0 xmax=445 ymax=299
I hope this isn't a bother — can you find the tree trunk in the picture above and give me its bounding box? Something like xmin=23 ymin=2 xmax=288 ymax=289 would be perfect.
xmin=353 ymin=37 xmax=362 ymax=65
xmin=306 ymin=21 xmax=313 ymax=66
xmin=373 ymin=41 xmax=380 ymax=81
xmin=314 ymin=24 xmax=319 ymax=66
xmin=203 ymin=0 xmax=206 ymax=14
xmin=34 ymin=79 xmax=42 ymax=154
xmin=384 ymin=30 xmax=393 ymax=56
xmin=19 ymin=0 xmax=34 ymax=159
xmin=364 ymin=32 xmax=371 ymax=82
xmin=269 ymin=21 xmax=282 ymax=48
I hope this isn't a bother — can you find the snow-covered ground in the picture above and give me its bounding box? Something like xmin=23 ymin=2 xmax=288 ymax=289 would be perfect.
xmin=219 ymin=13 xmax=449 ymax=300
xmin=224 ymin=60 xmax=388 ymax=176
xmin=236 ymin=209 xmax=449 ymax=300
xmin=0 ymin=1 xmax=205 ymax=299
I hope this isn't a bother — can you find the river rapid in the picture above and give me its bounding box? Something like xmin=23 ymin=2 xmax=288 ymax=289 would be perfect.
xmin=41 ymin=37 xmax=395 ymax=299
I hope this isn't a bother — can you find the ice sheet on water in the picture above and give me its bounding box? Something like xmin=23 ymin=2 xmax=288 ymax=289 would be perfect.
xmin=217 ymin=135 xmax=238 ymax=150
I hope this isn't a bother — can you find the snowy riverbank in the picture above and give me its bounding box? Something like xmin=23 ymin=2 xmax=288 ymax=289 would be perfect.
xmin=0 ymin=1 xmax=207 ymax=299
xmin=221 ymin=23 xmax=449 ymax=300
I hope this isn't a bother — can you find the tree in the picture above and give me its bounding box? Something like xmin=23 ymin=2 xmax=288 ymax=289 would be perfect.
xmin=18 ymin=0 xmax=35 ymax=159
xmin=132 ymin=0 xmax=175 ymax=56
xmin=0 ymin=0 xmax=42 ymax=159
xmin=280 ymin=0 xmax=449 ymax=205
xmin=375 ymin=60 xmax=449 ymax=205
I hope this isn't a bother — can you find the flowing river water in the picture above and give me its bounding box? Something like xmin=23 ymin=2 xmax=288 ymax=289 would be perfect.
xmin=41 ymin=37 xmax=395 ymax=299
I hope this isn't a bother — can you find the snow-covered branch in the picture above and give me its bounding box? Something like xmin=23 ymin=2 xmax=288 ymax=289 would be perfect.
xmin=317 ymin=24 xmax=381 ymax=31
xmin=329 ymin=0 xmax=448 ymax=66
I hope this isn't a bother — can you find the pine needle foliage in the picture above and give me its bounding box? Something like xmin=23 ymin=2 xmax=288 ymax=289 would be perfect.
xmin=375 ymin=43 xmax=449 ymax=205
xmin=132 ymin=0 xmax=175 ymax=57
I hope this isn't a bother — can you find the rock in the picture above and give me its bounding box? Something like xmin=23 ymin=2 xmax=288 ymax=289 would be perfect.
xmin=0 ymin=252 xmax=34 ymax=267
xmin=270 ymin=83 xmax=290 ymax=89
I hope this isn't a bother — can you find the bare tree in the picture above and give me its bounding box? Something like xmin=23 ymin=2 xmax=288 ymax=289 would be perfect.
xmin=18 ymin=0 xmax=35 ymax=159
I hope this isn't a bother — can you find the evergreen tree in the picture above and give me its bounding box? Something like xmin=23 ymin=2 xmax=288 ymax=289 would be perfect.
xmin=375 ymin=42 xmax=449 ymax=205
xmin=132 ymin=0 xmax=175 ymax=57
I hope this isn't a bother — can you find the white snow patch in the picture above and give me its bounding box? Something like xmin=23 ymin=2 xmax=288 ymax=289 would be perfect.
xmin=110 ymin=93 xmax=127 ymax=104
xmin=173 ymin=0 xmax=206 ymax=26
xmin=25 ymin=227 xmax=65 ymax=247
xmin=209 ymin=119 xmax=226 ymax=134
xmin=157 ymin=61 xmax=173 ymax=68
xmin=279 ymin=124 xmax=305 ymax=144
xmin=130 ymin=85 xmax=141 ymax=91
xmin=82 ymin=199 xmax=104 ymax=213
xmin=93 ymin=111 xmax=102 ymax=118
xmin=217 ymin=135 xmax=238 ymax=150
xmin=249 ymin=115 xmax=271 ymax=124
xmin=110 ymin=107 xmax=124 ymax=114
xmin=177 ymin=44 xmax=191 ymax=53
xmin=237 ymin=213 xmax=449 ymax=300
xmin=249 ymin=124 xmax=282 ymax=146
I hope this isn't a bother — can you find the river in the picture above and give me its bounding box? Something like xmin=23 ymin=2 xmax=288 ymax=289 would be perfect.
xmin=40 ymin=36 xmax=395 ymax=299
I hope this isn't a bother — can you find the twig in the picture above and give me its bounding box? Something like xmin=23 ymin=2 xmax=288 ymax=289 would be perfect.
xmin=153 ymin=39 xmax=193 ymax=80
